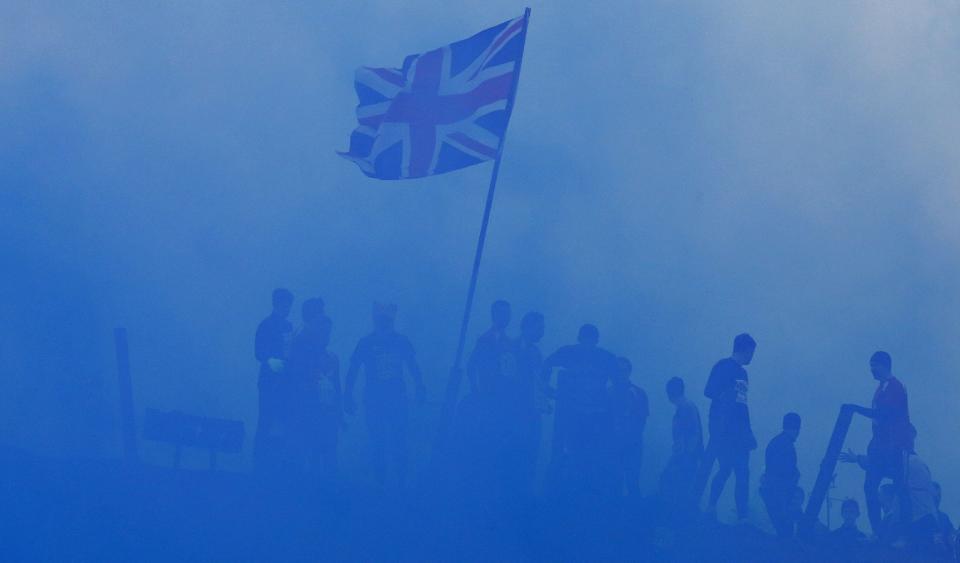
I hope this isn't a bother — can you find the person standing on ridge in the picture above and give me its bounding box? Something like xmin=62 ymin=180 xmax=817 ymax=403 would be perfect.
xmin=253 ymin=288 xmax=295 ymax=471
xmin=344 ymin=302 xmax=426 ymax=491
xmin=696 ymin=333 xmax=758 ymax=523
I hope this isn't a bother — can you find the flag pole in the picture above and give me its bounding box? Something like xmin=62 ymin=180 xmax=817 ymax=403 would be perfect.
xmin=438 ymin=7 xmax=531 ymax=445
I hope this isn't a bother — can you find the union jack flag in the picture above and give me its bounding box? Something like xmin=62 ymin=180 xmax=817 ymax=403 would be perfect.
xmin=339 ymin=13 xmax=529 ymax=180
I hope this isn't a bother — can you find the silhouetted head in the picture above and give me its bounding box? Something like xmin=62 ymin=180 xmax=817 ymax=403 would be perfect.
xmin=372 ymin=302 xmax=397 ymax=332
xmin=520 ymin=311 xmax=545 ymax=344
xmin=614 ymin=357 xmax=632 ymax=386
xmin=783 ymin=412 xmax=801 ymax=441
xmin=491 ymin=300 xmax=511 ymax=331
xmin=577 ymin=324 xmax=599 ymax=347
xmin=870 ymin=351 xmax=892 ymax=382
xmin=933 ymin=482 xmax=942 ymax=508
xmin=879 ymin=483 xmax=897 ymax=514
xmin=301 ymin=298 xmax=326 ymax=325
xmin=731 ymin=333 xmax=756 ymax=366
xmin=272 ymin=288 xmax=294 ymax=318
xmin=840 ymin=498 xmax=860 ymax=525
xmin=666 ymin=377 xmax=685 ymax=404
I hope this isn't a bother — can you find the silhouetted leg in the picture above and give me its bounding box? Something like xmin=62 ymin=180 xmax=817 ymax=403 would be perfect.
xmin=624 ymin=443 xmax=642 ymax=497
xmin=708 ymin=451 xmax=733 ymax=510
xmin=733 ymin=450 xmax=750 ymax=520
xmin=761 ymin=487 xmax=790 ymax=537
xmin=693 ymin=439 xmax=718 ymax=507
xmin=391 ymin=401 xmax=409 ymax=490
xmin=544 ymin=404 xmax=569 ymax=493
xmin=365 ymin=407 xmax=388 ymax=489
xmin=696 ymin=441 xmax=718 ymax=505
xmin=864 ymin=468 xmax=883 ymax=535
xmin=318 ymin=412 xmax=339 ymax=488
xmin=254 ymin=376 xmax=280 ymax=472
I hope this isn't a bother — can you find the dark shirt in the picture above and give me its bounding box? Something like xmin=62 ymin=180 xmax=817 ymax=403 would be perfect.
xmin=468 ymin=328 xmax=514 ymax=397
xmin=254 ymin=314 xmax=293 ymax=378
xmin=288 ymin=325 xmax=340 ymax=408
xmin=542 ymin=344 xmax=618 ymax=414
xmin=871 ymin=376 xmax=913 ymax=452
xmin=609 ymin=383 xmax=649 ymax=446
xmin=350 ymin=330 xmax=417 ymax=403
xmin=672 ymin=398 xmax=704 ymax=457
xmin=830 ymin=524 xmax=866 ymax=547
xmin=937 ymin=511 xmax=955 ymax=536
xmin=763 ymin=431 xmax=799 ymax=490
xmin=510 ymin=339 xmax=543 ymax=411
xmin=704 ymin=357 xmax=755 ymax=450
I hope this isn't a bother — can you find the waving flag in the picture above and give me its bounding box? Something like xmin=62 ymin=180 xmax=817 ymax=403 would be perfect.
xmin=339 ymin=13 xmax=529 ymax=180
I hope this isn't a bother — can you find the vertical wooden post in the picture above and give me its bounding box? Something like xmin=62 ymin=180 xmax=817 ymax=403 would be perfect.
xmin=114 ymin=327 xmax=139 ymax=465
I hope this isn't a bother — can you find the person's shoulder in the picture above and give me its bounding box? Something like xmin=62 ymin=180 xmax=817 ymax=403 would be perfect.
xmin=889 ymin=376 xmax=907 ymax=392
xmin=353 ymin=333 xmax=376 ymax=352
xmin=476 ymin=329 xmax=498 ymax=343
xmin=711 ymin=357 xmax=736 ymax=372
xmin=395 ymin=332 xmax=415 ymax=350
xmin=768 ymin=431 xmax=787 ymax=447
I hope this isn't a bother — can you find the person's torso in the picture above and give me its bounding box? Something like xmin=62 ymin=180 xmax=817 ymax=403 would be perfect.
xmin=707 ymin=358 xmax=750 ymax=432
xmin=871 ymin=377 xmax=912 ymax=448
xmin=673 ymin=399 xmax=703 ymax=454
xmin=257 ymin=315 xmax=293 ymax=375
xmin=360 ymin=331 xmax=409 ymax=397
xmin=556 ymin=345 xmax=615 ymax=412
xmin=764 ymin=433 xmax=797 ymax=484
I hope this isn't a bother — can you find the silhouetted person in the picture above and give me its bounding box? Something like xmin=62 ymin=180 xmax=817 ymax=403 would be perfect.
xmin=466 ymin=300 xmax=513 ymax=398
xmin=504 ymin=311 xmax=546 ymax=496
xmin=286 ymin=299 xmax=341 ymax=484
xmin=844 ymin=351 xmax=914 ymax=536
xmin=902 ymin=450 xmax=938 ymax=554
xmin=697 ymin=333 xmax=757 ymax=522
xmin=608 ymin=357 xmax=648 ymax=496
xmin=760 ymin=412 xmax=801 ymax=538
xmin=877 ymin=483 xmax=900 ymax=545
xmin=932 ymin=482 xmax=956 ymax=559
xmin=253 ymin=288 xmax=295 ymax=471
xmin=659 ymin=376 xmax=703 ymax=514
xmin=830 ymin=498 xmax=867 ymax=553
xmin=344 ymin=303 xmax=426 ymax=491
xmin=541 ymin=324 xmax=618 ymax=493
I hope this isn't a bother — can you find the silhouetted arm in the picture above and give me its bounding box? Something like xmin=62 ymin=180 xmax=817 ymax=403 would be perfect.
xmin=539 ymin=348 xmax=567 ymax=398
xmin=466 ymin=342 xmax=481 ymax=393
xmin=344 ymin=342 xmax=363 ymax=415
xmin=404 ymin=339 xmax=426 ymax=404
xmin=330 ymin=354 xmax=343 ymax=413
xmin=254 ymin=322 xmax=269 ymax=363
xmin=842 ymin=404 xmax=876 ymax=419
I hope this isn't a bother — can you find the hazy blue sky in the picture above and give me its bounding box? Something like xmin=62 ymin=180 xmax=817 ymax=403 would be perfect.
xmin=3 ymin=1 xmax=960 ymax=524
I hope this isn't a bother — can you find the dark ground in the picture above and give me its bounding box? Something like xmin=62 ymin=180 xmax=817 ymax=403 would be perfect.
xmin=0 ymin=446 xmax=941 ymax=562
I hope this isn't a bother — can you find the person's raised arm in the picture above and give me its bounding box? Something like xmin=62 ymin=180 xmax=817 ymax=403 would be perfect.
xmin=842 ymin=403 xmax=877 ymax=419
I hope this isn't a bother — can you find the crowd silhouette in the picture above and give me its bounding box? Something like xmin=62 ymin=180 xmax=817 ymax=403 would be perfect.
xmin=251 ymin=287 xmax=957 ymax=562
